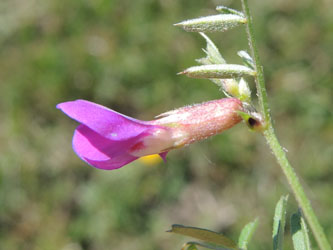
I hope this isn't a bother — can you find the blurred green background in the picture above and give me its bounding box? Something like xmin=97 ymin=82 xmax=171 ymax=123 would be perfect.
xmin=0 ymin=0 xmax=332 ymax=249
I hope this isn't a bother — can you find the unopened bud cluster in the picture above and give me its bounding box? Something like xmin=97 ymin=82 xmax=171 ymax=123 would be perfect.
xmin=175 ymin=6 xmax=266 ymax=131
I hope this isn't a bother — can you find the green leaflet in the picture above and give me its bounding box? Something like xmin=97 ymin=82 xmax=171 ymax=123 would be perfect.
xmin=168 ymin=224 xmax=238 ymax=250
xmin=197 ymin=32 xmax=225 ymax=65
xmin=291 ymin=210 xmax=312 ymax=250
xmin=182 ymin=243 xmax=199 ymax=250
xmin=273 ymin=195 xmax=289 ymax=250
xmin=237 ymin=50 xmax=255 ymax=70
xmin=238 ymin=218 xmax=258 ymax=250
xmin=216 ymin=6 xmax=245 ymax=17
xmin=184 ymin=241 xmax=234 ymax=250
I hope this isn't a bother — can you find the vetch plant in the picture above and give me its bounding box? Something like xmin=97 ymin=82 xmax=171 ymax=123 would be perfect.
xmin=168 ymin=1 xmax=331 ymax=250
xmin=57 ymin=1 xmax=331 ymax=250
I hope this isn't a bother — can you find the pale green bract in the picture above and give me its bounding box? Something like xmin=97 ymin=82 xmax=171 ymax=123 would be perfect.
xmin=179 ymin=64 xmax=256 ymax=79
xmin=174 ymin=14 xmax=246 ymax=32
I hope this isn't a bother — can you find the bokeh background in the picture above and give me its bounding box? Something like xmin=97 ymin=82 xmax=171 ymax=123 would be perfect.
xmin=0 ymin=0 xmax=332 ymax=249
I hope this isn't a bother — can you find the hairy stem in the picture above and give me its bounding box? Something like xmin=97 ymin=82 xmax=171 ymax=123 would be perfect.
xmin=240 ymin=2 xmax=270 ymax=123
xmin=264 ymin=126 xmax=331 ymax=250
xmin=240 ymin=0 xmax=331 ymax=249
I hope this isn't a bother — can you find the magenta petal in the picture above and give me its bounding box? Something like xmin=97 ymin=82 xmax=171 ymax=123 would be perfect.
xmin=73 ymin=124 xmax=142 ymax=170
xmin=84 ymin=157 xmax=137 ymax=170
xmin=159 ymin=152 xmax=168 ymax=162
xmin=57 ymin=100 xmax=151 ymax=140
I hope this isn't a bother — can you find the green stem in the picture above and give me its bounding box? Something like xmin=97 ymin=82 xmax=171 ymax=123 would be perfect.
xmin=264 ymin=126 xmax=331 ymax=250
xmin=240 ymin=0 xmax=270 ymax=123
xmin=240 ymin=0 xmax=331 ymax=249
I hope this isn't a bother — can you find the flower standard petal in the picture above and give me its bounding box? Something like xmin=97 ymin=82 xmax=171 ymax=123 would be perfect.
xmin=57 ymin=99 xmax=151 ymax=140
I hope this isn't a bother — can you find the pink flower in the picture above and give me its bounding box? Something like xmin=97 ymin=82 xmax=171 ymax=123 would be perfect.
xmin=57 ymin=98 xmax=242 ymax=170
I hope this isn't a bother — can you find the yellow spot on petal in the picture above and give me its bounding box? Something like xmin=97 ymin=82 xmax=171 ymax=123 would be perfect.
xmin=139 ymin=154 xmax=162 ymax=166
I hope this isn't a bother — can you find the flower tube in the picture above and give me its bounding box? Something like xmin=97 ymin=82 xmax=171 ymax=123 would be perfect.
xmin=57 ymin=98 xmax=242 ymax=170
